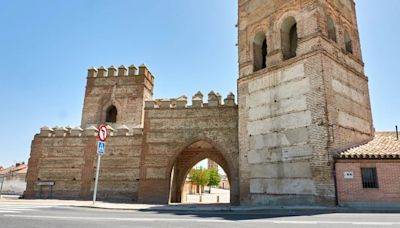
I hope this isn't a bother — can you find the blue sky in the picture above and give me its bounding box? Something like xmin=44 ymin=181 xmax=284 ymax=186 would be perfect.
xmin=0 ymin=1 xmax=399 ymax=167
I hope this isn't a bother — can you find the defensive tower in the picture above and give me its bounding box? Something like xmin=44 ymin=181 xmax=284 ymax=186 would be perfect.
xmin=81 ymin=64 xmax=154 ymax=129
xmin=237 ymin=0 xmax=373 ymax=205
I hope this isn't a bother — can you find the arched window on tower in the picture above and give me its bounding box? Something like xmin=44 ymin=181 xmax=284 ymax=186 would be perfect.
xmin=327 ymin=17 xmax=337 ymax=42
xmin=344 ymin=31 xmax=353 ymax=54
xmin=106 ymin=105 xmax=117 ymax=123
xmin=281 ymin=17 xmax=298 ymax=60
xmin=253 ymin=32 xmax=267 ymax=71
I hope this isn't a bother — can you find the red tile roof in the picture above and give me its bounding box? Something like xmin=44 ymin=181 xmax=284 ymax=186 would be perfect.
xmin=339 ymin=132 xmax=400 ymax=159
xmin=0 ymin=163 xmax=28 ymax=175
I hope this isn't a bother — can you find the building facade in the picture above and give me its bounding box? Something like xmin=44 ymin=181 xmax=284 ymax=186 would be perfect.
xmin=26 ymin=0 xmax=376 ymax=206
xmin=0 ymin=163 xmax=28 ymax=196
xmin=336 ymin=132 xmax=400 ymax=207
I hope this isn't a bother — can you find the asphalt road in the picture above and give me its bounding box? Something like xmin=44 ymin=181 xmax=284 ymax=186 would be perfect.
xmin=1 ymin=203 xmax=400 ymax=228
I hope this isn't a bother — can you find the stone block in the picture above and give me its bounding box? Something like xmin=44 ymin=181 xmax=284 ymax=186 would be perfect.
xmin=54 ymin=127 xmax=68 ymax=137
xmin=146 ymin=168 xmax=166 ymax=179
xmin=145 ymin=100 xmax=156 ymax=109
xmin=250 ymin=162 xmax=312 ymax=178
xmin=159 ymin=99 xmax=171 ymax=109
xmin=85 ymin=126 xmax=98 ymax=136
xmin=118 ymin=65 xmax=127 ymax=76
xmin=117 ymin=125 xmax=129 ymax=136
xmin=40 ymin=126 xmax=53 ymax=137
xmin=192 ymin=97 xmax=203 ymax=108
xmin=176 ymin=96 xmax=188 ymax=109
xmin=128 ymin=64 xmax=137 ymax=75
xmin=70 ymin=127 xmax=83 ymax=137
xmin=247 ymin=111 xmax=312 ymax=135
xmin=108 ymin=65 xmax=117 ymax=77
xmin=338 ymin=111 xmax=371 ymax=134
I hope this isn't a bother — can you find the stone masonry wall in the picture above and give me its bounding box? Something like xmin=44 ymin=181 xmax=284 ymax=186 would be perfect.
xmin=237 ymin=0 xmax=371 ymax=206
xmin=239 ymin=55 xmax=335 ymax=206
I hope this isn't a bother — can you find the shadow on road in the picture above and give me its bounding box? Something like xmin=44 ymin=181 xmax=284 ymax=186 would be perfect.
xmin=138 ymin=204 xmax=400 ymax=221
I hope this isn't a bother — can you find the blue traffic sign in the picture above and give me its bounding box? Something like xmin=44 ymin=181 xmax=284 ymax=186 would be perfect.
xmin=97 ymin=141 xmax=106 ymax=155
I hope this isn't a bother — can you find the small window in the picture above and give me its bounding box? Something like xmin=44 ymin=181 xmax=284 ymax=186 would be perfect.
xmin=361 ymin=167 xmax=378 ymax=188
xmin=281 ymin=17 xmax=298 ymax=60
xmin=327 ymin=17 xmax=337 ymax=42
xmin=106 ymin=105 xmax=117 ymax=123
xmin=253 ymin=32 xmax=267 ymax=71
xmin=344 ymin=31 xmax=353 ymax=54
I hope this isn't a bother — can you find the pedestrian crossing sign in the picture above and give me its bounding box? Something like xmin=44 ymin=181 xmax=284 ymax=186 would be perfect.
xmin=97 ymin=141 xmax=106 ymax=155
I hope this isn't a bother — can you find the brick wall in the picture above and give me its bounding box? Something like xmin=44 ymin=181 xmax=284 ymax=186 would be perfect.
xmin=138 ymin=104 xmax=239 ymax=204
xmin=25 ymin=130 xmax=142 ymax=201
xmin=336 ymin=160 xmax=400 ymax=207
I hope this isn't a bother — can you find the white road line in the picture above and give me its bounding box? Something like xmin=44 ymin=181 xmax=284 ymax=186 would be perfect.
xmin=3 ymin=214 xmax=400 ymax=225
xmin=0 ymin=211 xmax=21 ymax=214
xmin=3 ymin=215 xmax=231 ymax=223
xmin=0 ymin=208 xmax=34 ymax=211
xmin=270 ymin=220 xmax=395 ymax=226
xmin=0 ymin=205 xmax=53 ymax=214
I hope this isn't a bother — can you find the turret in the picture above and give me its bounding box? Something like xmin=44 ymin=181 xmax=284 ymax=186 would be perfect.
xmin=81 ymin=64 xmax=155 ymax=129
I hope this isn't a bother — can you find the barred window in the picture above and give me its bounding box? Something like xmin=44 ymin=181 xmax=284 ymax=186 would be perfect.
xmin=361 ymin=168 xmax=378 ymax=188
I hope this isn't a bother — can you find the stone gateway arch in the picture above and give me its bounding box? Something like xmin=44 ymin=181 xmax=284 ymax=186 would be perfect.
xmin=26 ymin=0 xmax=373 ymax=206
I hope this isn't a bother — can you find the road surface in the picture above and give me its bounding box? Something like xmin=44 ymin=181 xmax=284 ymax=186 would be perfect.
xmin=1 ymin=202 xmax=400 ymax=227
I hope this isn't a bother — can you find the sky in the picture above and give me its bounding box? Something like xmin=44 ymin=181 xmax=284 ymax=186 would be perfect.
xmin=0 ymin=1 xmax=399 ymax=167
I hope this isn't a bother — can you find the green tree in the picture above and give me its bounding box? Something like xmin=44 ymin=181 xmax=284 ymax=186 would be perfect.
xmin=190 ymin=168 xmax=209 ymax=194
xmin=207 ymin=168 xmax=221 ymax=193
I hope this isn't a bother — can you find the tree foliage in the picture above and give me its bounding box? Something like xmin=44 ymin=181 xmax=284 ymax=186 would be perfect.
xmin=189 ymin=167 xmax=222 ymax=194
xmin=207 ymin=168 xmax=221 ymax=193
xmin=207 ymin=168 xmax=221 ymax=187
xmin=190 ymin=168 xmax=209 ymax=188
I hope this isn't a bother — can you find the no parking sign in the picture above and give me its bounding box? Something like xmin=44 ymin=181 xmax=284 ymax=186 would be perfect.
xmin=97 ymin=125 xmax=109 ymax=142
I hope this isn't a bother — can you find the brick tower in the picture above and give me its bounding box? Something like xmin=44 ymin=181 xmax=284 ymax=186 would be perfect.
xmin=237 ymin=0 xmax=373 ymax=205
xmin=81 ymin=64 xmax=154 ymax=129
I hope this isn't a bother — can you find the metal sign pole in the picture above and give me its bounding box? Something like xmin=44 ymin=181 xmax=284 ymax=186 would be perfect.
xmin=93 ymin=125 xmax=108 ymax=205
xmin=0 ymin=177 xmax=4 ymax=198
xmin=92 ymin=154 xmax=102 ymax=205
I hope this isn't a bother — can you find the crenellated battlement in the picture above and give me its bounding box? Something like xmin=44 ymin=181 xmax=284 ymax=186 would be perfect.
xmin=39 ymin=125 xmax=143 ymax=138
xmin=145 ymin=91 xmax=236 ymax=109
xmin=87 ymin=64 xmax=154 ymax=84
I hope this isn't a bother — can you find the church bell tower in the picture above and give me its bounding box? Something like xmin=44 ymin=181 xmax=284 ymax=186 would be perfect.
xmin=237 ymin=0 xmax=373 ymax=205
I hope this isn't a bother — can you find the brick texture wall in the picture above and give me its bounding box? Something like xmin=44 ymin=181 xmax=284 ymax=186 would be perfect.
xmin=336 ymin=160 xmax=400 ymax=207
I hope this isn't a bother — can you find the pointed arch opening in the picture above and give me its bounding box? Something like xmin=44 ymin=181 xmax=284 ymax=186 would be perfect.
xmin=253 ymin=32 xmax=267 ymax=71
xmin=344 ymin=31 xmax=353 ymax=54
xmin=327 ymin=17 xmax=337 ymax=42
xmin=168 ymin=140 xmax=234 ymax=205
xmin=105 ymin=105 xmax=118 ymax=123
xmin=281 ymin=16 xmax=298 ymax=60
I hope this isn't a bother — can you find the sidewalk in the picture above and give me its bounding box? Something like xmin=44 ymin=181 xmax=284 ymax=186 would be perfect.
xmin=1 ymin=197 xmax=400 ymax=213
